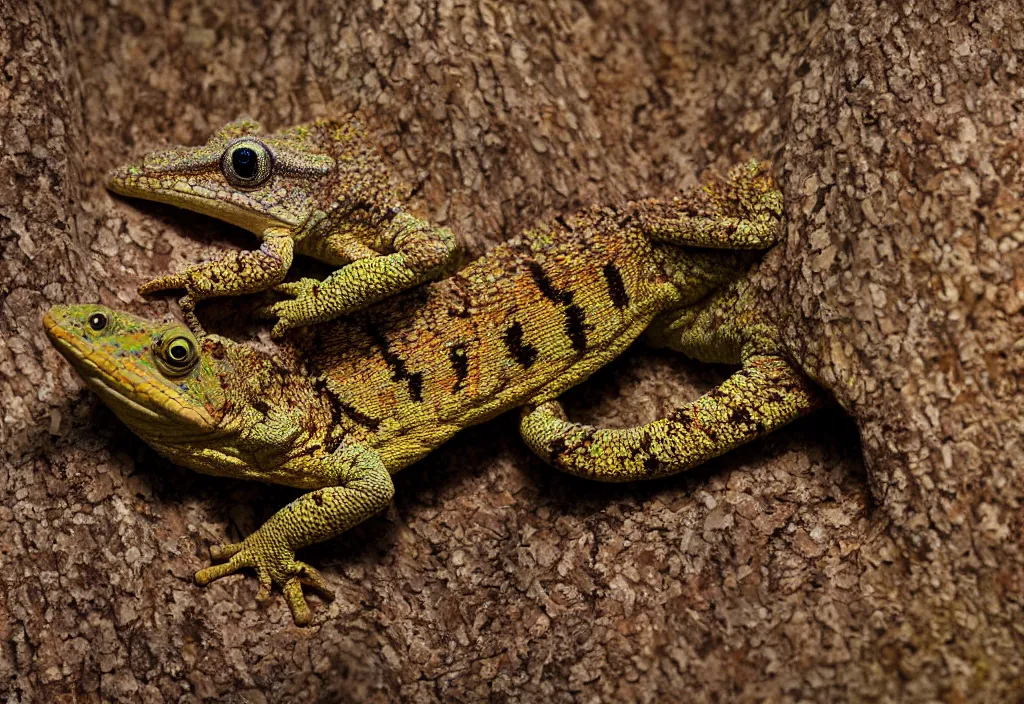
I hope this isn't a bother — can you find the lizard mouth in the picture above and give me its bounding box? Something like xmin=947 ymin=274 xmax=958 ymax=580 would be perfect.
xmin=106 ymin=166 xmax=300 ymax=232
xmin=43 ymin=310 xmax=217 ymax=433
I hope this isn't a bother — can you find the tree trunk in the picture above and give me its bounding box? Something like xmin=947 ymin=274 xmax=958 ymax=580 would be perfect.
xmin=1 ymin=0 xmax=1021 ymax=701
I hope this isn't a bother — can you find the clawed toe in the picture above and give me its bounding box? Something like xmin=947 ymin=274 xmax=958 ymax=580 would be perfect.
xmin=294 ymin=562 xmax=335 ymax=600
xmin=195 ymin=560 xmax=241 ymax=586
xmin=273 ymin=281 xmax=303 ymax=295
xmin=283 ymin=580 xmax=312 ymax=626
xmin=270 ymin=319 xmax=293 ymax=339
xmin=209 ymin=541 xmax=244 ymax=561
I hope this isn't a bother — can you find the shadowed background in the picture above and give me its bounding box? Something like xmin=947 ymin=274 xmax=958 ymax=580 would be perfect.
xmin=1 ymin=0 xmax=1022 ymax=701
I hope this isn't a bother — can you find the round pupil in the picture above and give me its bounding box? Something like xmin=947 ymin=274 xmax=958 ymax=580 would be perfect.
xmin=88 ymin=313 xmax=107 ymax=331
xmin=232 ymin=147 xmax=258 ymax=180
xmin=169 ymin=342 xmax=189 ymax=362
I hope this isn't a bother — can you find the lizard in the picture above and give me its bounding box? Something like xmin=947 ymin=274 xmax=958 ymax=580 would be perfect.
xmin=106 ymin=117 xmax=460 ymax=337
xmin=46 ymin=161 xmax=821 ymax=626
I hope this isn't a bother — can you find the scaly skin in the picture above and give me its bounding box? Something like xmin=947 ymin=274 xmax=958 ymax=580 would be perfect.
xmin=48 ymin=162 xmax=821 ymax=625
xmin=107 ymin=118 xmax=460 ymax=336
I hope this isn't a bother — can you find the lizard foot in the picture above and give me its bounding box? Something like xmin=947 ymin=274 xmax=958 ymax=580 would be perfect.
xmin=255 ymin=278 xmax=327 ymax=338
xmin=195 ymin=537 xmax=335 ymax=626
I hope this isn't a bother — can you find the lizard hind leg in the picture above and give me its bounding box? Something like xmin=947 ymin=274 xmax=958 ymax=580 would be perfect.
xmin=519 ymin=354 xmax=820 ymax=482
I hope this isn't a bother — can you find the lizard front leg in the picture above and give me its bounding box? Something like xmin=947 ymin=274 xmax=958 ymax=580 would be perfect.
xmin=258 ymin=212 xmax=459 ymax=337
xmin=634 ymin=160 xmax=785 ymax=249
xmin=520 ymin=354 xmax=819 ymax=482
xmin=140 ymin=227 xmax=294 ymax=332
xmin=195 ymin=443 xmax=394 ymax=626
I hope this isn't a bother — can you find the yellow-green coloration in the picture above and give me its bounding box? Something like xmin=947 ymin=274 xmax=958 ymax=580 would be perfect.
xmin=107 ymin=118 xmax=460 ymax=336
xmin=50 ymin=161 xmax=820 ymax=625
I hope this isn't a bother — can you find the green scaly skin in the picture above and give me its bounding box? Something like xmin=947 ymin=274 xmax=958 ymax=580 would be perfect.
xmin=48 ymin=161 xmax=821 ymax=625
xmin=107 ymin=118 xmax=460 ymax=337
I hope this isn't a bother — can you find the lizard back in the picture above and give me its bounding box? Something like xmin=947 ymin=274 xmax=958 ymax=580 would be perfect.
xmin=300 ymin=207 xmax=685 ymax=470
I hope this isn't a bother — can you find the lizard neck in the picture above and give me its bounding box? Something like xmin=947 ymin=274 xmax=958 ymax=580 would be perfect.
xmin=143 ymin=344 xmax=335 ymax=486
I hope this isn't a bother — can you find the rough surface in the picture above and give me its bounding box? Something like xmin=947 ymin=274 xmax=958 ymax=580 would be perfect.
xmin=0 ymin=0 xmax=1020 ymax=701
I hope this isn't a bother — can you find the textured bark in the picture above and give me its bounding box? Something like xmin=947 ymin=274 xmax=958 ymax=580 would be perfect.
xmin=2 ymin=0 xmax=1021 ymax=701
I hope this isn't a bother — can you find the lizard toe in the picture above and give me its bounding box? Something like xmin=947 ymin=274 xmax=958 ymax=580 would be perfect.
xmin=209 ymin=541 xmax=244 ymax=561
xmin=294 ymin=561 xmax=335 ymax=601
xmin=255 ymin=569 xmax=274 ymax=602
xmin=194 ymin=537 xmax=335 ymax=625
xmin=283 ymin=579 xmax=313 ymax=627
xmin=270 ymin=317 xmax=294 ymax=339
xmin=273 ymin=280 xmax=303 ymax=296
xmin=195 ymin=558 xmax=243 ymax=586
xmin=139 ymin=272 xmax=187 ymax=296
xmin=252 ymin=303 xmax=279 ymax=321
xmin=253 ymin=302 xmax=296 ymax=337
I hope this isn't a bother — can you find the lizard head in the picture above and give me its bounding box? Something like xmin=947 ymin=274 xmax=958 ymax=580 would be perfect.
xmin=106 ymin=118 xmax=394 ymax=237
xmin=43 ymin=304 xmax=238 ymax=444
xmin=45 ymin=304 xmax=332 ymax=483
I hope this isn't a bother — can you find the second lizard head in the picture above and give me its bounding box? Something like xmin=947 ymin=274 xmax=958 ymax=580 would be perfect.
xmin=106 ymin=118 xmax=396 ymax=238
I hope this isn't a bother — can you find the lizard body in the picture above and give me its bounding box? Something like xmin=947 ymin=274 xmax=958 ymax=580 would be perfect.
xmin=107 ymin=118 xmax=460 ymax=336
xmin=48 ymin=162 xmax=820 ymax=625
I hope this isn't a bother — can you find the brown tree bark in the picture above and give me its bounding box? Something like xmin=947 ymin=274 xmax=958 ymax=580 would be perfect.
xmin=1 ymin=0 xmax=1021 ymax=701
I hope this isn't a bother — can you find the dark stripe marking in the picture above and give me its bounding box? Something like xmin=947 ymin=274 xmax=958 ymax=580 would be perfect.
xmin=339 ymin=400 xmax=382 ymax=430
xmin=601 ymin=262 xmax=629 ymax=309
xmin=313 ymin=377 xmax=381 ymax=431
xmin=449 ymin=343 xmax=469 ymax=393
xmin=324 ymin=434 xmax=344 ymax=454
xmin=526 ymin=260 xmax=573 ymax=305
xmin=407 ymin=373 xmax=424 ymax=403
xmin=503 ymin=321 xmax=538 ymax=368
xmin=367 ymin=328 xmax=424 ymax=402
xmin=312 ymin=375 xmax=350 ymax=453
xmin=525 ymin=259 xmax=591 ymax=352
xmin=729 ymin=406 xmax=751 ymax=425
xmin=563 ymin=304 xmax=589 ymax=351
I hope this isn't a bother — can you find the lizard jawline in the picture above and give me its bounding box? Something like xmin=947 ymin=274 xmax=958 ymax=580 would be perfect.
xmin=108 ymin=179 xmax=299 ymax=232
xmin=45 ymin=317 xmax=219 ymax=439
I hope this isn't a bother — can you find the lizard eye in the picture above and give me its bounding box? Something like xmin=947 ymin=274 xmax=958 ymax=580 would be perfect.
xmin=157 ymin=335 xmax=199 ymax=375
xmin=222 ymin=139 xmax=272 ymax=188
xmin=87 ymin=312 xmax=108 ymax=331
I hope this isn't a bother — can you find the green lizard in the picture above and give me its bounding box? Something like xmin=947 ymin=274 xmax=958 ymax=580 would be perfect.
xmin=107 ymin=118 xmax=460 ymax=336
xmin=47 ymin=161 xmax=820 ymax=625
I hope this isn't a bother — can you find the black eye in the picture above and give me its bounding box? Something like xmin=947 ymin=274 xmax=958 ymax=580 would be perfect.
xmin=222 ymin=139 xmax=272 ymax=188
xmin=163 ymin=337 xmax=197 ymax=370
xmin=88 ymin=313 xmax=107 ymax=331
xmin=232 ymin=147 xmax=257 ymax=179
